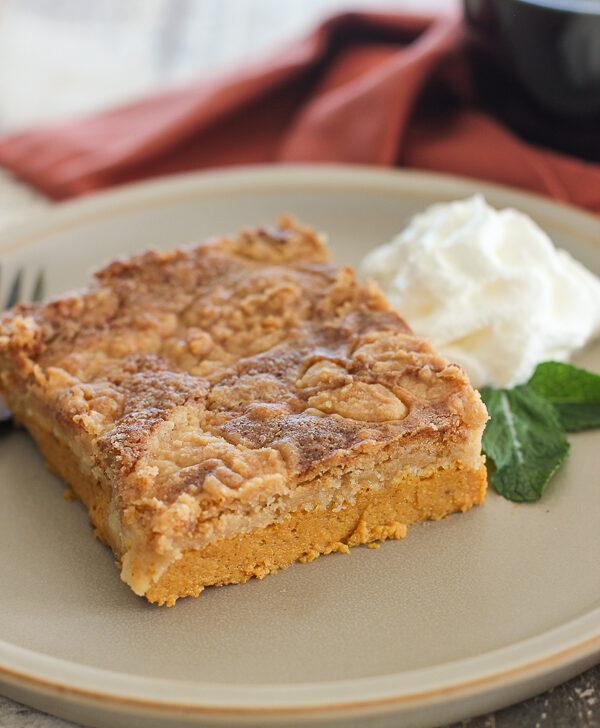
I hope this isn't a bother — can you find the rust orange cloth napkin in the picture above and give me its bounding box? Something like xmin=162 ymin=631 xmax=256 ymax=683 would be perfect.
xmin=1 ymin=11 xmax=599 ymax=212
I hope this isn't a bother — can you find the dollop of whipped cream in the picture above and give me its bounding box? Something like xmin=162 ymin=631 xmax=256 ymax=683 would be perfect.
xmin=362 ymin=195 xmax=600 ymax=388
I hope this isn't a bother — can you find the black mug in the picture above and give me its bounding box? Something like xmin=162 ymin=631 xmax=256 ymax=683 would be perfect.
xmin=464 ymin=0 xmax=600 ymax=117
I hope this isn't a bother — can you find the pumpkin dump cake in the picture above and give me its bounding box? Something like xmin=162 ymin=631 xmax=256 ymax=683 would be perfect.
xmin=0 ymin=217 xmax=487 ymax=605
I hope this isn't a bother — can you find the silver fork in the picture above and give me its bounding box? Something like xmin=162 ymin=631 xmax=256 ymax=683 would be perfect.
xmin=0 ymin=267 xmax=45 ymax=423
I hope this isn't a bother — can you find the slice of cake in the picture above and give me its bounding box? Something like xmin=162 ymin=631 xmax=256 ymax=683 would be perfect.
xmin=0 ymin=217 xmax=487 ymax=605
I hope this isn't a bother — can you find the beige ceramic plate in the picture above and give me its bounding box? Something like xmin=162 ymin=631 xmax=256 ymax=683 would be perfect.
xmin=0 ymin=165 xmax=599 ymax=728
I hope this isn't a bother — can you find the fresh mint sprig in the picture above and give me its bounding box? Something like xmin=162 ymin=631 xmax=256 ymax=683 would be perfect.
xmin=479 ymin=362 xmax=600 ymax=502
xmin=528 ymin=361 xmax=600 ymax=432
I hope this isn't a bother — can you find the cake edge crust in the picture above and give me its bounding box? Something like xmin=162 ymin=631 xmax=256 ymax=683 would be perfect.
xmin=144 ymin=461 xmax=486 ymax=606
xmin=19 ymin=408 xmax=486 ymax=606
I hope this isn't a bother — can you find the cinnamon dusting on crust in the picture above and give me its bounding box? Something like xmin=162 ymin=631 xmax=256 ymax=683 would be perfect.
xmin=0 ymin=216 xmax=488 ymax=596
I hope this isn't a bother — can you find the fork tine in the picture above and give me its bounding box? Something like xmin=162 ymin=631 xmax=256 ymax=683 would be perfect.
xmin=6 ymin=268 xmax=23 ymax=309
xmin=32 ymin=270 xmax=45 ymax=303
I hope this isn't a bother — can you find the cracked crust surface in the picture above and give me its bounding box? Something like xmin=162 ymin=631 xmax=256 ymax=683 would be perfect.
xmin=0 ymin=216 xmax=488 ymax=603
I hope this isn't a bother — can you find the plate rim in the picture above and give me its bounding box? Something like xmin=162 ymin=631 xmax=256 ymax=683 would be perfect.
xmin=0 ymin=163 xmax=599 ymax=258
xmin=1 ymin=163 xmax=599 ymax=718
xmin=1 ymin=610 xmax=600 ymax=714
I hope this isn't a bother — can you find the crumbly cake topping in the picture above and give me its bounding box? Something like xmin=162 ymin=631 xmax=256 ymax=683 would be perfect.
xmin=0 ymin=217 xmax=487 ymax=555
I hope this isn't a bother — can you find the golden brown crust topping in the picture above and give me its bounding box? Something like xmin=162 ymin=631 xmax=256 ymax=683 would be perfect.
xmin=0 ymin=216 xmax=487 ymax=527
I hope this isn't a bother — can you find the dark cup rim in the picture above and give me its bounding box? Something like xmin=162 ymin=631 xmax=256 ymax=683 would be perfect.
xmin=513 ymin=0 xmax=600 ymax=15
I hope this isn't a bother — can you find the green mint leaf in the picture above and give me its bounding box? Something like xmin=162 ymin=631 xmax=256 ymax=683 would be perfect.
xmin=479 ymin=385 xmax=570 ymax=502
xmin=528 ymin=361 xmax=600 ymax=431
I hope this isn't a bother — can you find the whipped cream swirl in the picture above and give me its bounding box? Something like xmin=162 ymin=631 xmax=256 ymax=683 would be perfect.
xmin=362 ymin=195 xmax=600 ymax=388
